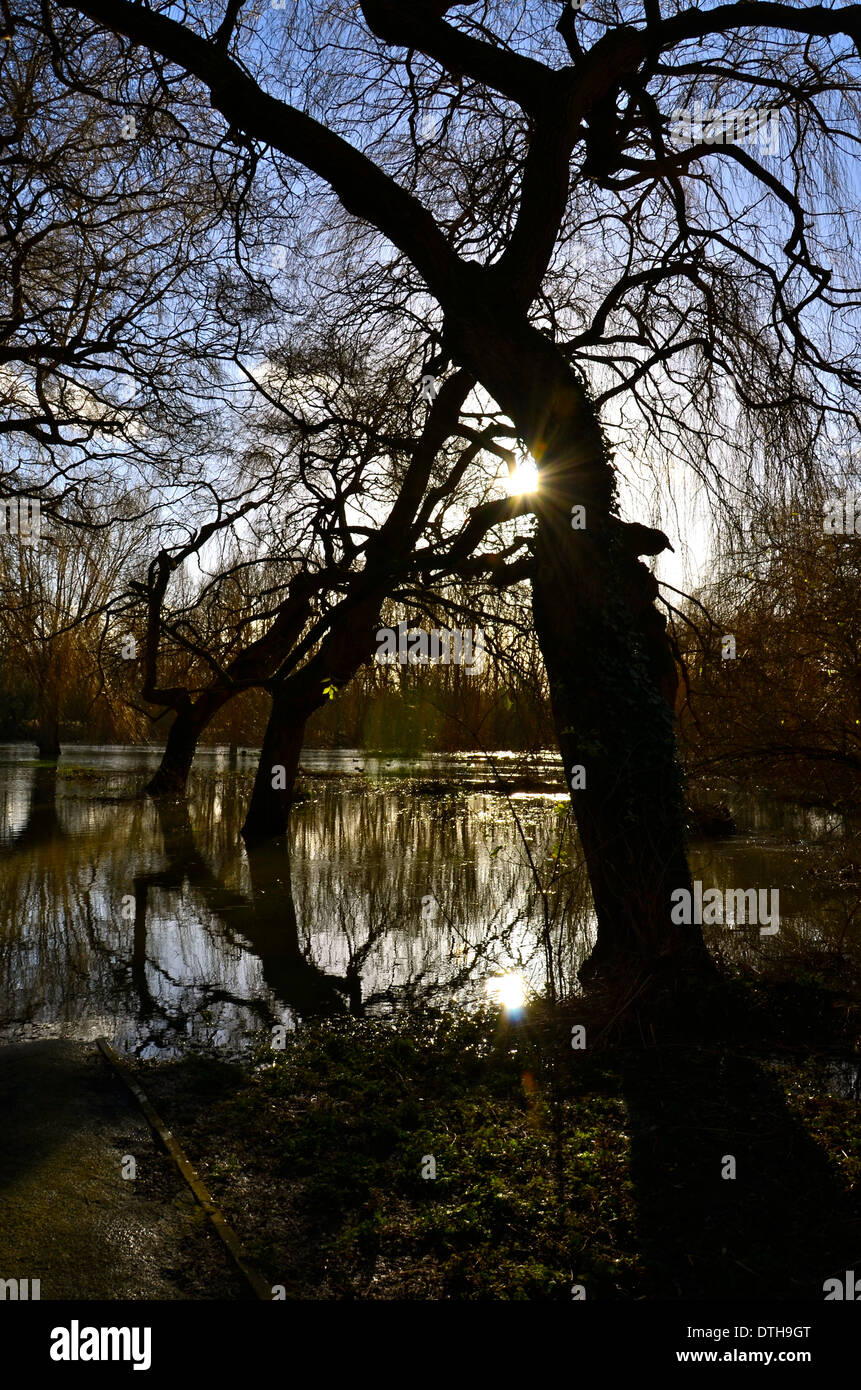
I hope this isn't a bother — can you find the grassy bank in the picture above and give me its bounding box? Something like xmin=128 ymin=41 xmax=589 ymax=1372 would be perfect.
xmin=140 ymin=973 xmax=860 ymax=1301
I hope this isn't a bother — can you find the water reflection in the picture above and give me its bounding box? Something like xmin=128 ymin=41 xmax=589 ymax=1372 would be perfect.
xmin=0 ymin=748 xmax=594 ymax=1056
xmin=0 ymin=747 xmax=858 ymax=1058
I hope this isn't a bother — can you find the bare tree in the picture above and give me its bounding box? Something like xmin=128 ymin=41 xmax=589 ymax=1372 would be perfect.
xmin=130 ymin=324 xmax=533 ymax=834
xmin=0 ymin=492 xmax=146 ymax=755
xmin=0 ymin=1 xmax=311 ymax=757
xmin=679 ymin=486 xmax=861 ymax=802
xmin=40 ymin=0 xmax=861 ymax=978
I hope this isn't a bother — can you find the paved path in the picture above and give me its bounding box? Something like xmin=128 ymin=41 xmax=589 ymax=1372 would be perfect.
xmin=0 ymin=1041 xmax=248 ymax=1300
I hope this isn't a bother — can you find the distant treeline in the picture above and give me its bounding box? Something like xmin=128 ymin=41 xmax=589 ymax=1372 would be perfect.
xmin=4 ymin=502 xmax=858 ymax=793
xmin=676 ymin=507 xmax=861 ymax=808
xmin=0 ymin=625 xmax=556 ymax=754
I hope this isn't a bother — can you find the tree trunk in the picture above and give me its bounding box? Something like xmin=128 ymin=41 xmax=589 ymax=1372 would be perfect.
xmin=533 ymin=509 xmax=707 ymax=978
xmin=35 ymin=689 xmax=61 ymax=762
xmin=242 ymin=590 xmax=386 ymax=847
xmin=448 ymin=310 xmax=710 ymax=977
xmin=147 ymin=706 xmax=199 ymax=797
xmin=35 ymin=722 xmax=61 ymax=762
xmin=241 ymin=687 xmax=307 ymax=847
xmin=146 ymin=691 xmax=232 ymax=797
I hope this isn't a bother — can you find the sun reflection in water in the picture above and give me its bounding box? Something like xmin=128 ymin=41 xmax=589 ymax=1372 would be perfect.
xmin=485 ymin=972 xmax=528 ymax=1014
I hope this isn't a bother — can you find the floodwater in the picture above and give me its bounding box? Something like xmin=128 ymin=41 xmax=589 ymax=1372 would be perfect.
xmin=0 ymin=745 xmax=858 ymax=1059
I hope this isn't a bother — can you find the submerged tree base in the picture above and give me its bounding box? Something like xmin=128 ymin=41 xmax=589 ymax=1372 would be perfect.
xmin=146 ymin=768 xmax=191 ymax=798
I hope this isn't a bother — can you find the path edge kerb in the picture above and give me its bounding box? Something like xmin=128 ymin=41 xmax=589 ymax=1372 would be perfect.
xmin=96 ymin=1036 xmax=273 ymax=1302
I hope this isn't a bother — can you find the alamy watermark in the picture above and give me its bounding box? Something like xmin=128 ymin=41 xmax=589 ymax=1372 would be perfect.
xmin=50 ymin=1322 xmax=151 ymax=1371
xmin=420 ymin=373 xmax=438 ymax=404
xmin=0 ymin=1277 xmax=40 ymax=1299
xmin=0 ymin=497 xmax=40 ymax=545
xmin=824 ymin=495 xmax=861 ymax=534
xmin=824 ymin=1270 xmax=861 ymax=1299
xmin=375 ymin=622 xmax=485 ymax=672
xmin=670 ymin=102 xmax=780 ymax=155
xmin=671 ymin=881 xmax=779 ymax=935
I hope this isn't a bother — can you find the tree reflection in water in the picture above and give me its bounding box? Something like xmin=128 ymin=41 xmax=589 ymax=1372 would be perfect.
xmin=3 ymin=750 xmax=844 ymax=1057
xmin=0 ymin=752 xmax=595 ymax=1056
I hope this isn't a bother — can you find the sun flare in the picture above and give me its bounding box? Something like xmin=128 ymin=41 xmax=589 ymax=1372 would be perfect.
xmin=506 ymin=458 xmax=539 ymax=496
